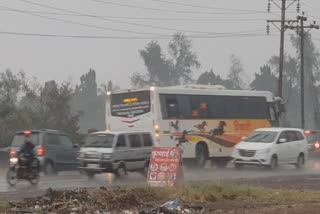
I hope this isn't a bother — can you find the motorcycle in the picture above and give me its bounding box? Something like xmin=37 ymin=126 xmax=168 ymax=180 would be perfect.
xmin=6 ymin=154 xmax=40 ymax=187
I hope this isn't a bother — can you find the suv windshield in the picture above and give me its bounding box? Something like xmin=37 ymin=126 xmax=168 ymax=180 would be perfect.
xmin=84 ymin=134 xmax=115 ymax=148
xmin=244 ymin=131 xmax=278 ymax=143
xmin=12 ymin=133 xmax=39 ymax=147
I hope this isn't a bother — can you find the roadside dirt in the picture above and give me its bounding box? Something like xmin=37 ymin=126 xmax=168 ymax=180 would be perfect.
xmin=3 ymin=174 xmax=320 ymax=213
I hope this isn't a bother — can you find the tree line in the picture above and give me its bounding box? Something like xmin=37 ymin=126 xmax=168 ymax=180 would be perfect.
xmin=0 ymin=32 xmax=319 ymax=147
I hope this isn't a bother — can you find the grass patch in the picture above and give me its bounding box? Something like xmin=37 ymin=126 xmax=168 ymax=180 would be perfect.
xmin=0 ymin=201 xmax=9 ymax=212
xmin=136 ymin=183 xmax=320 ymax=204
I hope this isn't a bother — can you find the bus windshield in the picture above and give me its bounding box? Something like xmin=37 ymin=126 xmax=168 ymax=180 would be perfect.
xmin=111 ymin=90 xmax=150 ymax=118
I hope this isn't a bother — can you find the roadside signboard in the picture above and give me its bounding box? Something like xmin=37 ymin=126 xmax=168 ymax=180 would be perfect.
xmin=147 ymin=147 xmax=183 ymax=187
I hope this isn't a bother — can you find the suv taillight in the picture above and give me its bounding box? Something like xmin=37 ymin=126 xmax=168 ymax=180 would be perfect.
xmin=37 ymin=145 xmax=45 ymax=156
xmin=10 ymin=149 xmax=16 ymax=158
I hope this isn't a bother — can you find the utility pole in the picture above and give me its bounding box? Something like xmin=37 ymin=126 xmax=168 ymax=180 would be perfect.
xmin=266 ymin=0 xmax=300 ymax=98
xmin=286 ymin=13 xmax=319 ymax=129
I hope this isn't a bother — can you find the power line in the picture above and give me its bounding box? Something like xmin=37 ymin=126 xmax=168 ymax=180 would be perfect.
xmin=90 ymin=0 xmax=271 ymax=15
xmin=285 ymin=13 xmax=319 ymax=129
xmin=0 ymin=8 xmax=271 ymax=22
xmin=151 ymin=0 xmax=266 ymax=13
xmin=18 ymin=0 xmax=262 ymax=35
xmin=0 ymin=5 xmax=167 ymax=36
xmin=0 ymin=30 xmax=278 ymax=40
xmin=266 ymin=0 xmax=300 ymax=99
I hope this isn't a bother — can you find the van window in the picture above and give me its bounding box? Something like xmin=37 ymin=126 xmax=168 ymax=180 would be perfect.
xmin=278 ymin=132 xmax=288 ymax=142
xmin=59 ymin=135 xmax=73 ymax=147
xmin=116 ymin=135 xmax=126 ymax=148
xmin=279 ymin=131 xmax=298 ymax=143
xmin=143 ymin=134 xmax=153 ymax=147
xmin=45 ymin=134 xmax=60 ymax=146
xmin=286 ymin=131 xmax=298 ymax=142
xmin=12 ymin=133 xmax=40 ymax=147
xmin=128 ymin=134 xmax=142 ymax=148
xmin=295 ymin=131 xmax=304 ymax=141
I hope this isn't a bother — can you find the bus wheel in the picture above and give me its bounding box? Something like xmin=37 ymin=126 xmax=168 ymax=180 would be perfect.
xmin=196 ymin=143 xmax=208 ymax=168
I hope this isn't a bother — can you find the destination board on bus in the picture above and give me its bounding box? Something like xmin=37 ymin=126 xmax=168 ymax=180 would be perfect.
xmin=111 ymin=91 xmax=150 ymax=118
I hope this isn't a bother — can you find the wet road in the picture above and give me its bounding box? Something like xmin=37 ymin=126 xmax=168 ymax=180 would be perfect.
xmin=1 ymin=159 xmax=320 ymax=196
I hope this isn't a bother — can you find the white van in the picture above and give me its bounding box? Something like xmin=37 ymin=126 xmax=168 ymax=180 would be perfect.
xmin=232 ymin=128 xmax=308 ymax=170
xmin=77 ymin=131 xmax=154 ymax=179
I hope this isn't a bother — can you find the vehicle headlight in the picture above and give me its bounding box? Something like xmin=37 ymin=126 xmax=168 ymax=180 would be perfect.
xmin=257 ymin=148 xmax=271 ymax=154
xmin=102 ymin=153 xmax=112 ymax=159
xmin=10 ymin=157 xmax=18 ymax=164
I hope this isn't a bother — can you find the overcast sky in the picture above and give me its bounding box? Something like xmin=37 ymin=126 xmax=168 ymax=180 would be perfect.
xmin=1 ymin=0 xmax=320 ymax=88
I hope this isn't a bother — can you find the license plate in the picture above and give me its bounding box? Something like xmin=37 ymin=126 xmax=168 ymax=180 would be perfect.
xmin=87 ymin=164 xmax=99 ymax=168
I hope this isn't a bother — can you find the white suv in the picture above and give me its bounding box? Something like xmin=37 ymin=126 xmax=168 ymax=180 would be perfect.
xmin=232 ymin=128 xmax=308 ymax=170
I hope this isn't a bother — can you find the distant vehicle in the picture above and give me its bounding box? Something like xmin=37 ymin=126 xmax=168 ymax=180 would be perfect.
xmin=106 ymin=84 xmax=284 ymax=168
xmin=304 ymin=130 xmax=320 ymax=157
xmin=232 ymin=128 xmax=308 ymax=170
xmin=77 ymin=130 xmax=153 ymax=179
xmin=9 ymin=130 xmax=79 ymax=175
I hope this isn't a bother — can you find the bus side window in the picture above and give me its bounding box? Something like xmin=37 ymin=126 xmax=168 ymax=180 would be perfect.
xmin=166 ymin=97 xmax=179 ymax=118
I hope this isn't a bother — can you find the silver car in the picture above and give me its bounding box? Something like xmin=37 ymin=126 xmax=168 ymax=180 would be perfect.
xmin=78 ymin=131 xmax=154 ymax=179
xmin=10 ymin=129 xmax=79 ymax=175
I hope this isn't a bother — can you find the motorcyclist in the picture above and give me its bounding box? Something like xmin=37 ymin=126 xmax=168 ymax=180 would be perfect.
xmin=17 ymin=134 xmax=36 ymax=172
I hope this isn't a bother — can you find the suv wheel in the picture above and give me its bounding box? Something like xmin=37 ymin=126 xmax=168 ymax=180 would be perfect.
xmin=268 ymin=156 xmax=278 ymax=170
xmin=44 ymin=161 xmax=56 ymax=176
xmin=295 ymin=154 xmax=305 ymax=169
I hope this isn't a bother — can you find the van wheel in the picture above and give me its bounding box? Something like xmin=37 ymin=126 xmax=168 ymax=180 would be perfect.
xmin=115 ymin=164 xmax=127 ymax=179
xmin=44 ymin=161 xmax=56 ymax=176
xmin=268 ymin=156 xmax=278 ymax=170
xmin=295 ymin=154 xmax=305 ymax=169
xmin=196 ymin=143 xmax=208 ymax=168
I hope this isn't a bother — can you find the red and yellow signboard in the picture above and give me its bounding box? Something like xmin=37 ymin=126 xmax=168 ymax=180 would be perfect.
xmin=147 ymin=147 xmax=183 ymax=187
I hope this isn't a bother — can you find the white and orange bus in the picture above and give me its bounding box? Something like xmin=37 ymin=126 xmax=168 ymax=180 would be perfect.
xmin=106 ymin=85 xmax=284 ymax=167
